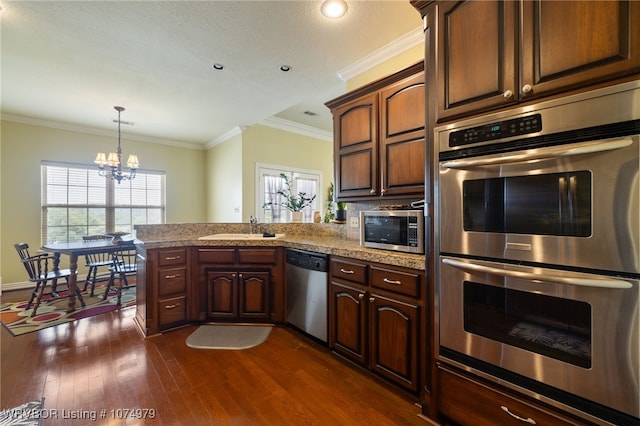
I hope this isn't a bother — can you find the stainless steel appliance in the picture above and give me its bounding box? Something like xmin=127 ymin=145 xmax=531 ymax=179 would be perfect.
xmin=435 ymin=81 xmax=640 ymax=425
xmin=360 ymin=209 xmax=424 ymax=254
xmin=286 ymin=249 xmax=328 ymax=343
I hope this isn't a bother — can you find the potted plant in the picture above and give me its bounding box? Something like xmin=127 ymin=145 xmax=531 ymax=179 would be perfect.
xmin=323 ymin=182 xmax=336 ymax=223
xmin=272 ymin=173 xmax=316 ymax=222
xmin=335 ymin=201 xmax=347 ymax=222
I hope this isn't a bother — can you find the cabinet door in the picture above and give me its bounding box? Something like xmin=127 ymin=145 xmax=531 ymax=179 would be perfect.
xmin=436 ymin=0 xmax=518 ymax=121
xmin=329 ymin=282 xmax=368 ymax=365
xmin=238 ymin=271 xmax=270 ymax=320
xmin=379 ymin=72 xmax=426 ymax=197
xmin=369 ymin=294 xmax=420 ymax=392
xmin=521 ymin=0 xmax=640 ymax=99
xmin=333 ymin=93 xmax=379 ymax=199
xmin=206 ymin=271 xmax=238 ymax=319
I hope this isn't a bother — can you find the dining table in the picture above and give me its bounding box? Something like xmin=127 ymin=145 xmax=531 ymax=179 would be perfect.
xmin=41 ymin=238 xmax=137 ymax=312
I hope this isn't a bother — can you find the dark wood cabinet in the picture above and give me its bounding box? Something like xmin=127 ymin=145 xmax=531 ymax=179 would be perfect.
xmin=206 ymin=270 xmax=270 ymax=320
xmin=138 ymin=247 xmax=190 ymax=335
xmin=432 ymin=0 xmax=640 ymax=122
xmin=329 ymin=256 xmax=425 ymax=393
xmin=326 ymin=62 xmax=426 ymax=201
xmin=197 ymin=247 xmax=282 ymax=323
xmin=437 ymin=364 xmax=587 ymax=426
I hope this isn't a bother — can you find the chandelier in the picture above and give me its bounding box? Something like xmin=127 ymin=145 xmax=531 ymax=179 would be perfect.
xmin=94 ymin=106 xmax=140 ymax=184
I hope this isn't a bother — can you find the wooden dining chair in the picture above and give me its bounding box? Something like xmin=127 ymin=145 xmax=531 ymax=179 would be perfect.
xmin=14 ymin=243 xmax=73 ymax=316
xmin=82 ymin=235 xmax=115 ymax=296
xmin=104 ymin=248 xmax=137 ymax=305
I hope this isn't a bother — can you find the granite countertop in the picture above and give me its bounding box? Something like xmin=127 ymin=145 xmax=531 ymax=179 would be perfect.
xmin=135 ymin=223 xmax=426 ymax=270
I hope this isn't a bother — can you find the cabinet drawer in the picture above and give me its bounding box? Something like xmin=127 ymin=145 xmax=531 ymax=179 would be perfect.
xmin=158 ymin=248 xmax=187 ymax=266
xmin=438 ymin=365 xmax=581 ymax=426
xmin=157 ymin=266 xmax=186 ymax=296
xmin=158 ymin=295 xmax=186 ymax=327
xmin=238 ymin=248 xmax=277 ymax=264
xmin=370 ymin=266 xmax=420 ymax=298
xmin=198 ymin=248 xmax=236 ymax=264
xmin=331 ymin=258 xmax=367 ymax=284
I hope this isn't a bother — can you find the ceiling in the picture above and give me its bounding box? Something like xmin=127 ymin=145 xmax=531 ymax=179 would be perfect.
xmin=1 ymin=1 xmax=422 ymax=147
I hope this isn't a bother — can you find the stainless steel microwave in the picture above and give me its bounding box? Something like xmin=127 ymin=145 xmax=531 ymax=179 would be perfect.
xmin=360 ymin=210 xmax=424 ymax=254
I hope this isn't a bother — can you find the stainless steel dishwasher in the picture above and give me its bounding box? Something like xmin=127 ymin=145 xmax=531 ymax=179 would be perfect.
xmin=286 ymin=248 xmax=328 ymax=343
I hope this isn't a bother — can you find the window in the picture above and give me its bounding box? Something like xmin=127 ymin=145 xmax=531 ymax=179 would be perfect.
xmin=256 ymin=164 xmax=321 ymax=223
xmin=41 ymin=162 xmax=165 ymax=243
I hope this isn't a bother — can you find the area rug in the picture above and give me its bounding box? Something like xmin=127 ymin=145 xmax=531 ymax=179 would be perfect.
xmin=186 ymin=324 xmax=272 ymax=350
xmin=0 ymin=398 xmax=45 ymax=426
xmin=0 ymin=285 xmax=135 ymax=337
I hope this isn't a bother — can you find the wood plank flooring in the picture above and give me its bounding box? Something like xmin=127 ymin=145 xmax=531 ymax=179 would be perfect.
xmin=1 ymin=303 xmax=432 ymax=425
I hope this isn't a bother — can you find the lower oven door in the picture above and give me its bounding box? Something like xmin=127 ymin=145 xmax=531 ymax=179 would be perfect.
xmin=439 ymin=255 xmax=639 ymax=419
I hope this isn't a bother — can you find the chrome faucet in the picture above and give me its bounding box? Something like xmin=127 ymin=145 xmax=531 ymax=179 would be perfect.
xmin=249 ymin=216 xmax=258 ymax=234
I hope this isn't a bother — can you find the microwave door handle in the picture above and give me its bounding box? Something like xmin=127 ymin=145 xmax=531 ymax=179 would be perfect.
xmin=441 ymin=138 xmax=633 ymax=169
xmin=442 ymin=258 xmax=632 ymax=289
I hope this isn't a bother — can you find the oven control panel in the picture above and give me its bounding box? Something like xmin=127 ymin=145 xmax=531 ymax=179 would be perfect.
xmin=449 ymin=114 xmax=542 ymax=147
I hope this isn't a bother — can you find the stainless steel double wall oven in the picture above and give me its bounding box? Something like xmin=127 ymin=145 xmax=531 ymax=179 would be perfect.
xmin=435 ymin=81 xmax=640 ymax=425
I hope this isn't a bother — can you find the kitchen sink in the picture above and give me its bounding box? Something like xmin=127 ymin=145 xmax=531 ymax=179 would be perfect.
xmin=198 ymin=233 xmax=285 ymax=240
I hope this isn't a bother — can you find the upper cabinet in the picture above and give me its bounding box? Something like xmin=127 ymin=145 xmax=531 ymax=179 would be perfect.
xmin=326 ymin=63 xmax=426 ymax=201
xmin=432 ymin=0 xmax=640 ymax=122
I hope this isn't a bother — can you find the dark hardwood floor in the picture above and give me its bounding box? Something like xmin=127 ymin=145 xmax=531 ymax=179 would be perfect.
xmin=1 ymin=297 xmax=432 ymax=425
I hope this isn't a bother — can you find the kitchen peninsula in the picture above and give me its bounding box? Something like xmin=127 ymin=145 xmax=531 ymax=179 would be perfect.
xmin=135 ymin=222 xmax=428 ymax=398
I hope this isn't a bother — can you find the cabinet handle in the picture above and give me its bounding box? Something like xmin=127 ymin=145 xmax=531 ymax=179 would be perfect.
xmin=521 ymin=84 xmax=533 ymax=94
xmin=503 ymin=89 xmax=513 ymax=99
xmin=383 ymin=278 xmax=402 ymax=285
xmin=164 ymin=274 xmax=180 ymax=279
xmin=500 ymin=406 xmax=536 ymax=424
xmin=340 ymin=268 xmax=355 ymax=274
xmin=164 ymin=256 xmax=181 ymax=260
xmin=164 ymin=303 xmax=181 ymax=309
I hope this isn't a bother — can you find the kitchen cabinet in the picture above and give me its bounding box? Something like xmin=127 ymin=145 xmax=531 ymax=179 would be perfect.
xmin=437 ymin=364 xmax=587 ymax=426
xmin=138 ymin=247 xmax=190 ymax=335
xmin=197 ymin=247 xmax=284 ymax=323
xmin=424 ymin=0 xmax=640 ymax=122
xmin=206 ymin=270 xmax=270 ymax=320
xmin=329 ymin=256 xmax=425 ymax=393
xmin=326 ymin=62 xmax=426 ymax=201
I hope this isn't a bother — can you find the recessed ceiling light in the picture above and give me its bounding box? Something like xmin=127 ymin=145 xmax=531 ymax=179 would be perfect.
xmin=321 ymin=0 xmax=348 ymax=19
xmin=212 ymin=63 xmax=224 ymax=70
xmin=280 ymin=65 xmax=291 ymax=72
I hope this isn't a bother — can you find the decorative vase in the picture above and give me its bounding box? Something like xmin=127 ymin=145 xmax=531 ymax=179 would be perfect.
xmin=335 ymin=209 xmax=347 ymax=222
xmin=292 ymin=211 xmax=303 ymax=222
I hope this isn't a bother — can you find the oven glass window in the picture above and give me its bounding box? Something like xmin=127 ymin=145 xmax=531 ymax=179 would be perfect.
xmin=364 ymin=216 xmax=408 ymax=245
xmin=463 ymin=281 xmax=592 ymax=368
xmin=462 ymin=171 xmax=591 ymax=236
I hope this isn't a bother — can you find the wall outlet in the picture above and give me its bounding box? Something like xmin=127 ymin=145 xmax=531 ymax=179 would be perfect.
xmin=350 ymin=216 xmax=359 ymax=228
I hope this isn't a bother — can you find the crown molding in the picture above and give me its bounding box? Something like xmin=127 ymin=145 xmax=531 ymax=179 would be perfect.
xmin=260 ymin=117 xmax=332 ymax=142
xmin=337 ymin=26 xmax=424 ymax=81
xmin=1 ymin=113 xmax=206 ymax=150
xmin=206 ymin=125 xmax=248 ymax=149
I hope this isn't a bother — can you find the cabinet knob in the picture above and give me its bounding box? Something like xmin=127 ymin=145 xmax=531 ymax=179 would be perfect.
xmin=503 ymin=89 xmax=513 ymax=99
xmin=358 ymin=293 xmax=364 ymax=300
xmin=370 ymin=189 xmax=376 ymax=194
xmin=521 ymin=84 xmax=533 ymax=94
xmin=380 ymin=188 xmax=386 ymax=194
xmin=369 ymin=297 xmax=375 ymax=302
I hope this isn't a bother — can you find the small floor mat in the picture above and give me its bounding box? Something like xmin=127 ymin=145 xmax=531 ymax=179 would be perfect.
xmin=186 ymin=324 xmax=272 ymax=350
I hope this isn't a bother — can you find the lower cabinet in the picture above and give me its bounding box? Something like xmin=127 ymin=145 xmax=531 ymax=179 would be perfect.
xmin=206 ymin=270 xmax=270 ymax=320
xmin=329 ymin=256 xmax=424 ymax=394
xmin=197 ymin=247 xmax=283 ymax=323
xmin=437 ymin=364 xmax=587 ymax=426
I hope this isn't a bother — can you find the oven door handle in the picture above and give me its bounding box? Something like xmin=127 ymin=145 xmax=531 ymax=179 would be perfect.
xmin=441 ymin=138 xmax=633 ymax=169
xmin=442 ymin=258 xmax=632 ymax=289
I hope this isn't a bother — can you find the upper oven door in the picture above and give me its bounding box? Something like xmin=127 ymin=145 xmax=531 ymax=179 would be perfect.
xmin=438 ymin=135 xmax=639 ymax=273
